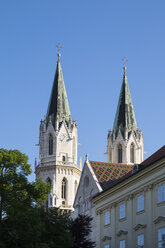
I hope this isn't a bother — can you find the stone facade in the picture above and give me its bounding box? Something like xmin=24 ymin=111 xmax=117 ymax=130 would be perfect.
xmin=35 ymin=55 xmax=81 ymax=212
xmin=107 ymin=128 xmax=143 ymax=164
xmin=107 ymin=67 xmax=143 ymax=165
xmin=73 ymin=157 xmax=102 ymax=242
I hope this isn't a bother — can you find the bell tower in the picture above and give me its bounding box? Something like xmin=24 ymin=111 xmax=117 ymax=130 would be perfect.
xmin=107 ymin=63 xmax=143 ymax=165
xmin=35 ymin=47 xmax=81 ymax=212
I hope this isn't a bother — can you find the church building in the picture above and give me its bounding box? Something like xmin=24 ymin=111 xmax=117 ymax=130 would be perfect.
xmin=35 ymin=50 xmax=81 ymax=212
xmin=73 ymin=64 xmax=144 ymax=242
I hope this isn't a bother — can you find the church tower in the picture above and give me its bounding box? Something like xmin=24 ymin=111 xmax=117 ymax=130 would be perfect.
xmin=35 ymin=49 xmax=81 ymax=212
xmin=107 ymin=64 xmax=143 ymax=164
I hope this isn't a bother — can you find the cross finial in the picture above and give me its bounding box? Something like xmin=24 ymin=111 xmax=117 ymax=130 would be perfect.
xmin=56 ymin=42 xmax=62 ymax=61
xmin=122 ymin=56 xmax=128 ymax=73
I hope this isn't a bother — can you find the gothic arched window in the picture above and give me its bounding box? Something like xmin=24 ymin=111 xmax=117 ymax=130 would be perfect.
xmin=130 ymin=143 xmax=135 ymax=163
xmin=47 ymin=177 xmax=51 ymax=185
xmin=118 ymin=144 xmax=122 ymax=163
xmin=61 ymin=178 xmax=67 ymax=199
xmin=49 ymin=134 xmax=53 ymax=155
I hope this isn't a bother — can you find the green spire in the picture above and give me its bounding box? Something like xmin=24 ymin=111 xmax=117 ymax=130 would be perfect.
xmin=113 ymin=67 xmax=138 ymax=137
xmin=46 ymin=55 xmax=71 ymax=127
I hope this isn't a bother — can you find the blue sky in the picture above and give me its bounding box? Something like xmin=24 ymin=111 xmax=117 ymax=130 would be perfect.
xmin=0 ymin=1 xmax=165 ymax=181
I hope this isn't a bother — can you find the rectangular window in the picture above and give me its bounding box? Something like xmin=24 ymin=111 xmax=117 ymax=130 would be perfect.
xmin=137 ymin=194 xmax=144 ymax=212
xmin=120 ymin=239 xmax=125 ymax=248
xmin=104 ymin=210 xmax=110 ymax=225
xmin=137 ymin=234 xmax=144 ymax=248
xmin=104 ymin=245 xmax=109 ymax=248
xmin=158 ymin=227 xmax=165 ymax=248
xmin=158 ymin=184 xmax=165 ymax=203
xmin=120 ymin=203 xmax=125 ymax=219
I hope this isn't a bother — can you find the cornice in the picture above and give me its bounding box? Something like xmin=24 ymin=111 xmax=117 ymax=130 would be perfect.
xmin=102 ymin=236 xmax=112 ymax=242
xmin=134 ymin=224 xmax=147 ymax=231
xmin=93 ymin=158 xmax=165 ymax=204
xmin=117 ymin=230 xmax=128 ymax=237
xmin=154 ymin=216 xmax=165 ymax=224
xmin=95 ymin=182 xmax=157 ymax=213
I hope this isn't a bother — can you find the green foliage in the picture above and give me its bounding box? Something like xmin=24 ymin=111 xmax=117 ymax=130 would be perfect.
xmin=0 ymin=149 xmax=94 ymax=248
xmin=71 ymin=214 xmax=96 ymax=248
xmin=0 ymin=148 xmax=73 ymax=248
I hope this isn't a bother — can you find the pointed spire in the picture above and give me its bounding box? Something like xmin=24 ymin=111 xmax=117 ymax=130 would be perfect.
xmin=113 ymin=66 xmax=138 ymax=138
xmin=46 ymin=47 xmax=71 ymax=127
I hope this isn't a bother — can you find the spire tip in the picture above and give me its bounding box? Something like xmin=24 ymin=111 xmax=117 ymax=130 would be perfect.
xmin=56 ymin=42 xmax=62 ymax=61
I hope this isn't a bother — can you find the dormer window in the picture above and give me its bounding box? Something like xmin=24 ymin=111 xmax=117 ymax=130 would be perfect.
xmin=49 ymin=134 xmax=53 ymax=155
xmin=62 ymin=155 xmax=66 ymax=162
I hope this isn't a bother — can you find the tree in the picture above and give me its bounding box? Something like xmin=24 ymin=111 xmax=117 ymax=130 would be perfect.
xmin=42 ymin=208 xmax=73 ymax=248
xmin=0 ymin=149 xmax=74 ymax=248
xmin=71 ymin=214 xmax=96 ymax=248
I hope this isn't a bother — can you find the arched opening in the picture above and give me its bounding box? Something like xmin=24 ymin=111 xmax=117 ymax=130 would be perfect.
xmin=61 ymin=178 xmax=67 ymax=200
xmin=46 ymin=177 xmax=52 ymax=186
xmin=62 ymin=155 xmax=65 ymax=162
xmin=130 ymin=143 xmax=135 ymax=163
xmin=49 ymin=134 xmax=53 ymax=155
xmin=118 ymin=144 xmax=122 ymax=163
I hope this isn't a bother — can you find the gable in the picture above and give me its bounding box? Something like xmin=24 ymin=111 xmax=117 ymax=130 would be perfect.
xmin=74 ymin=161 xmax=102 ymax=207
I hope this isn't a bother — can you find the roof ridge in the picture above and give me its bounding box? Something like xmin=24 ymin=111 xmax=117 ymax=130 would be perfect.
xmin=90 ymin=161 xmax=133 ymax=167
xmin=141 ymin=145 xmax=165 ymax=166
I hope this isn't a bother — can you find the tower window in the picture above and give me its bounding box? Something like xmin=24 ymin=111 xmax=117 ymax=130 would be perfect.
xmin=61 ymin=178 xmax=67 ymax=199
xmin=62 ymin=155 xmax=66 ymax=162
xmin=118 ymin=144 xmax=122 ymax=163
xmin=49 ymin=134 xmax=53 ymax=155
xmin=130 ymin=143 xmax=135 ymax=163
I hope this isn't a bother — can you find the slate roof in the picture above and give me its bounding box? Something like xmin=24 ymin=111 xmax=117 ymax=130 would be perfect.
xmin=140 ymin=145 xmax=165 ymax=168
xmin=113 ymin=68 xmax=138 ymax=137
xmin=90 ymin=161 xmax=133 ymax=185
xmin=46 ymin=58 xmax=71 ymax=127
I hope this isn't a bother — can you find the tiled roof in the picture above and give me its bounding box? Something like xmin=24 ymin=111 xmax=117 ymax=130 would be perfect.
xmin=90 ymin=161 xmax=133 ymax=184
xmin=92 ymin=145 xmax=165 ymax=198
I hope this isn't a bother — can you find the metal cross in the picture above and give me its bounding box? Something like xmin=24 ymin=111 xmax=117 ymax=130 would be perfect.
xmin=56 ymin=43 xmax=62 ymax=53
xmin=122 ymin=56 xmax=128 ymax=66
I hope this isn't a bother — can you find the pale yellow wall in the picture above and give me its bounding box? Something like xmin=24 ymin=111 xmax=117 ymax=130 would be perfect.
xmin=93 ymin=158 xmax=165 ymax=248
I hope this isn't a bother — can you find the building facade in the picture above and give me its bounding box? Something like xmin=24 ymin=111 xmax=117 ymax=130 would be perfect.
xmin=93 ymin=146 xmax=165 ymax=248
xmin=35 ymin=52 xmax=81 ymax=212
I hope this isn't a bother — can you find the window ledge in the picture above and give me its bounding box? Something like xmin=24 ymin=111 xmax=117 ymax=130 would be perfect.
xmin=104 ymin=223 xmax=110 ymax=228
xmin=136 ymin=209 xmax=145 ymax=215
xmin=157 ymin=200 xmax=165 ymax=207
xmin=119 ymin=217 xmax=126 ymax=222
